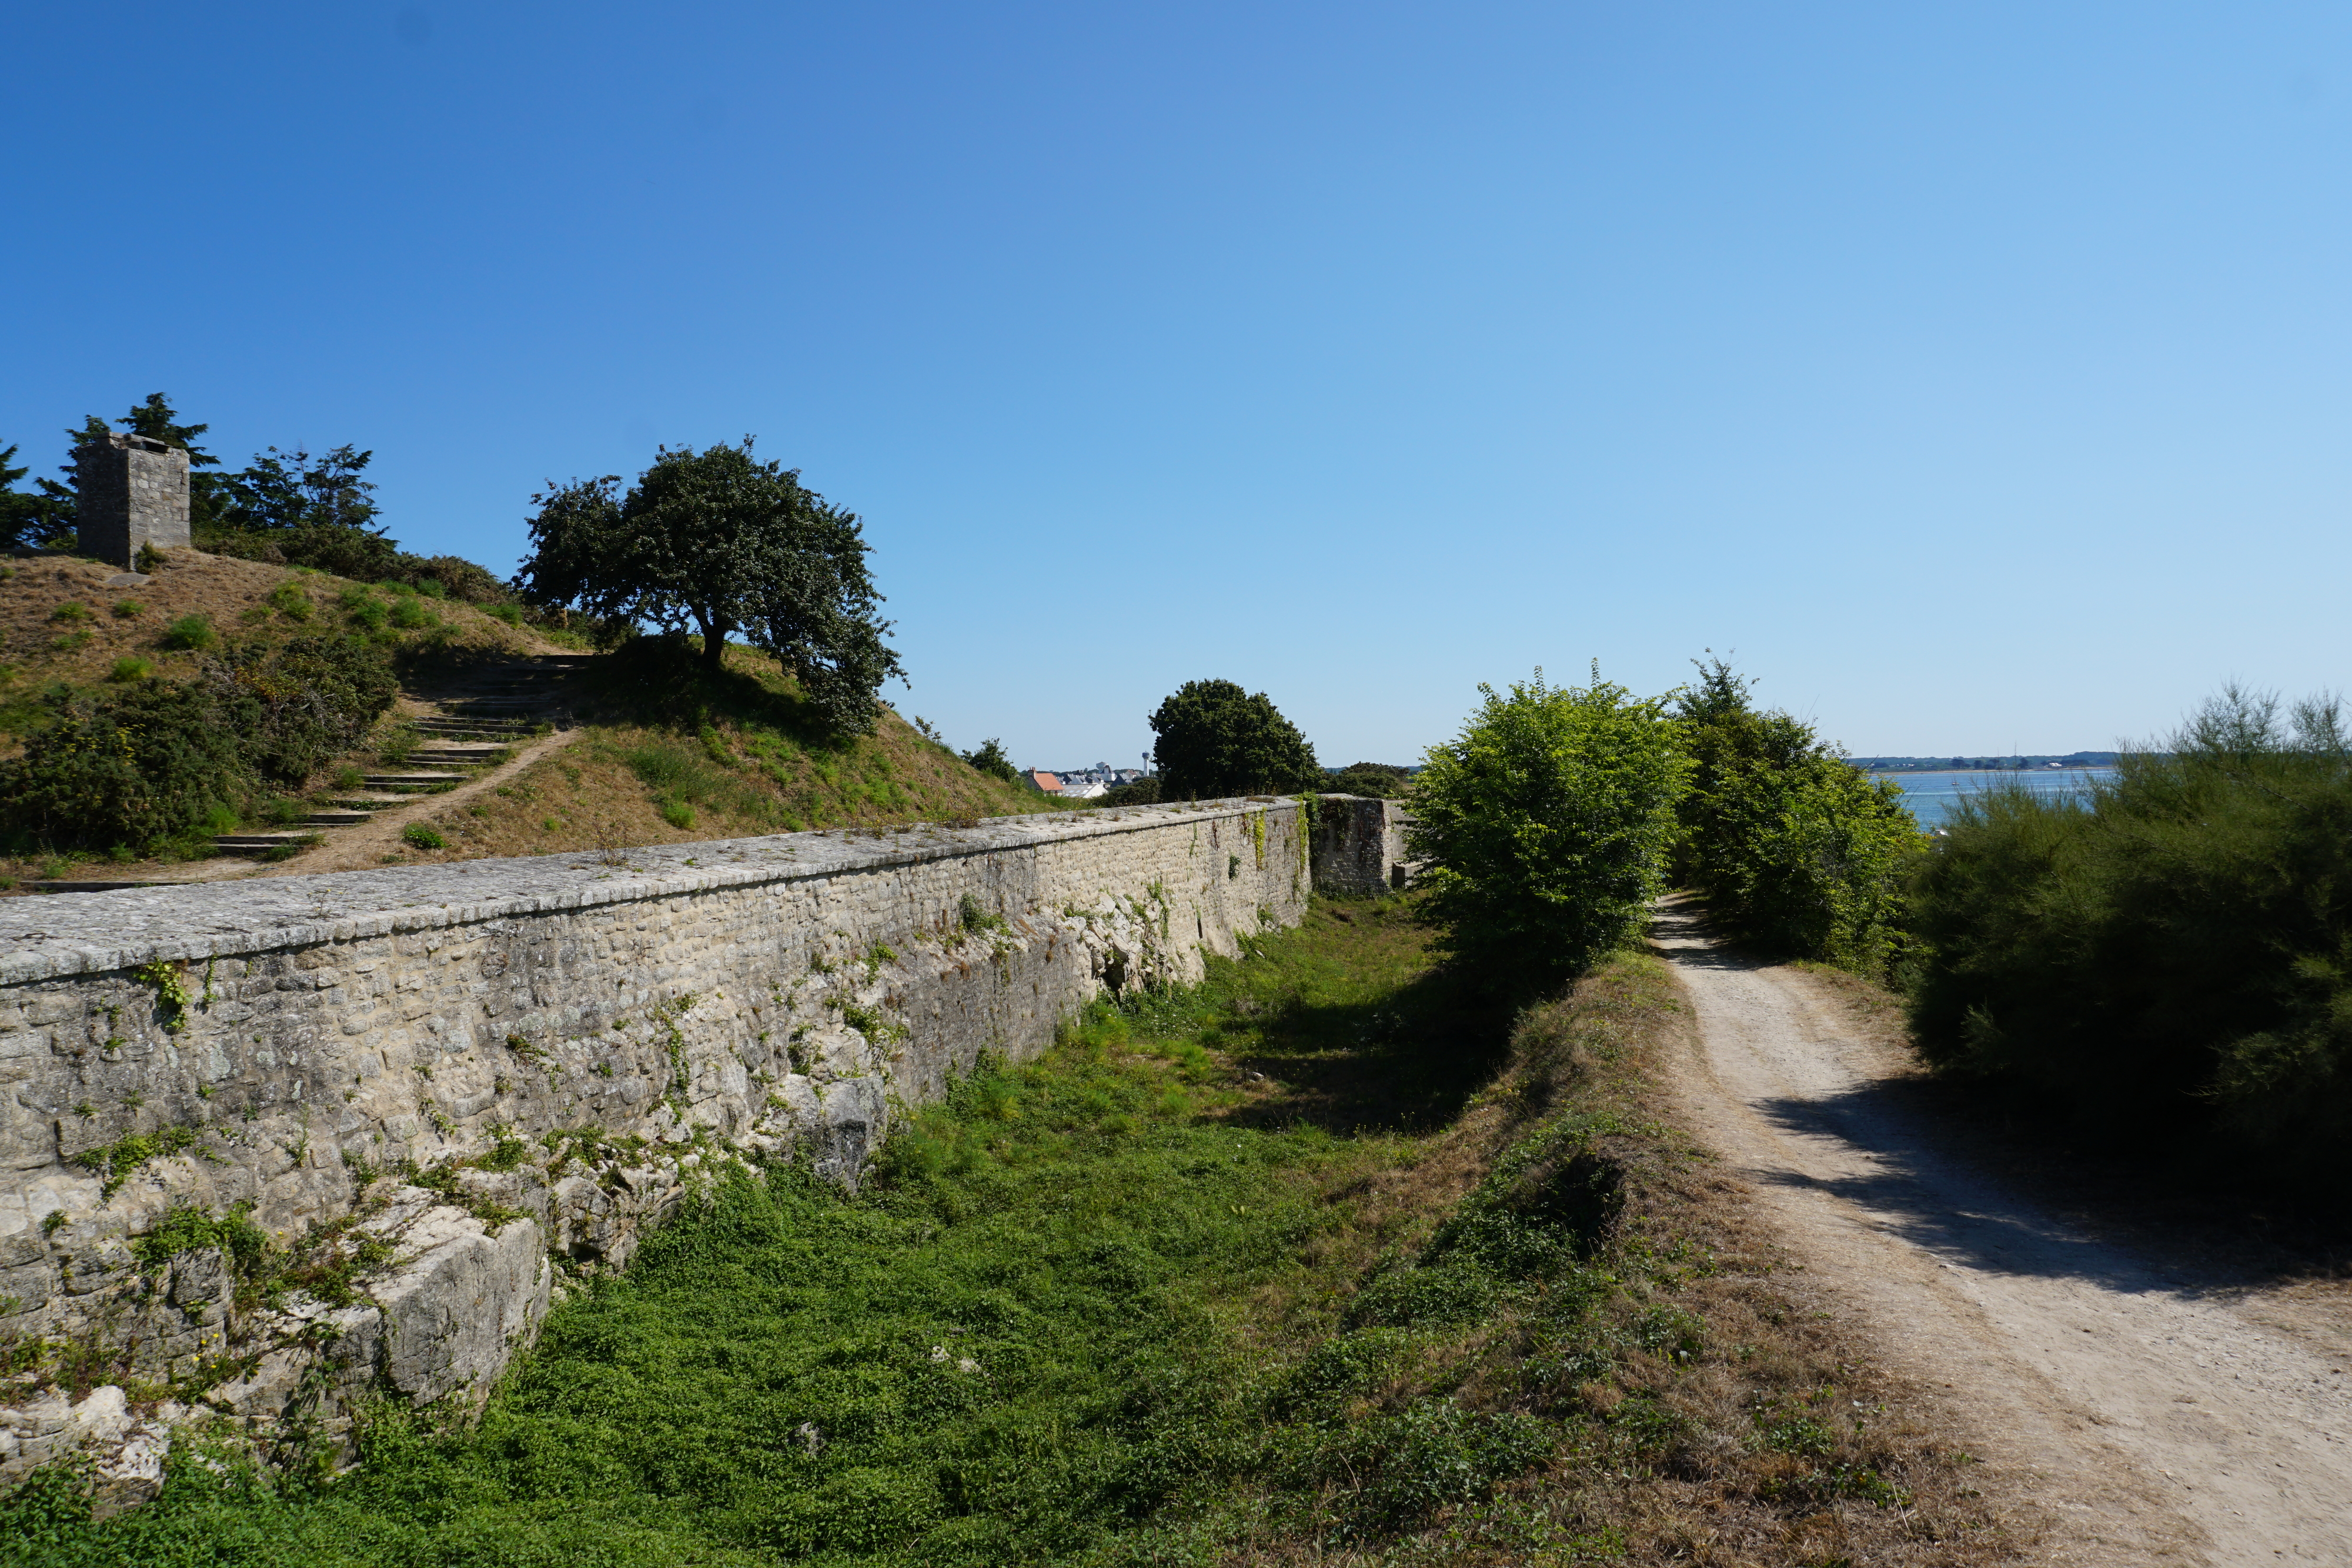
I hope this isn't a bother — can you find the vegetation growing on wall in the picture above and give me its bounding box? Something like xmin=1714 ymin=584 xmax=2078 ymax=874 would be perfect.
xmin=1907 ymin=686 xmax=2352 ymax=1195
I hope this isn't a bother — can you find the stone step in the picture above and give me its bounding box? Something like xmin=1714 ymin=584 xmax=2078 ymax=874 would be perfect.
xmin=407 ymin=748 xmax=506 ymax=765
xmin=212 ymin=834 xmax=319 ymax=858
xmin=362 ymin=773 xmax=463 ymax=790
xmin=322 ymin=791 xmax=419 ymax=807
xmin=303 ymin=811 xmax=373 ymax=826
xmin=413 ymin=718 xmax=530 ymax=733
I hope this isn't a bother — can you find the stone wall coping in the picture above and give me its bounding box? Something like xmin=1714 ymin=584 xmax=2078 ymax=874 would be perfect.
xmin=0 ymin=797 xmax=1316 ymax=987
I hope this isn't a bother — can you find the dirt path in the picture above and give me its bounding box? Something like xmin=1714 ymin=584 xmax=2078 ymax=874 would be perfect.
xmin=1650 ymin=898 xmax=2352 ymax=1567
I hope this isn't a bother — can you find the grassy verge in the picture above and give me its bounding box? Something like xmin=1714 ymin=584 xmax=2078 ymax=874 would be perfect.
xmin=4 ymin=900 xmax=2002 ymax=1566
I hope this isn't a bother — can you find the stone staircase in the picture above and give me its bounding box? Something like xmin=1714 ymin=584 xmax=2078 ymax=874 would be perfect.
xmin=202 ymin=654 xmax=595 ymax=860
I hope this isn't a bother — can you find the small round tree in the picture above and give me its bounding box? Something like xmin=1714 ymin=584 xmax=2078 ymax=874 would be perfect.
xmin=1410 ymin=668 xmax=1688 ymax=985
xmin=1148 ymin=679 xmax=1319 ymax=800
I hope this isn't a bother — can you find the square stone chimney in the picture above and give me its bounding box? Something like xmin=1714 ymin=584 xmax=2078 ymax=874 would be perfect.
xmin=76 ymin=432 xmax=191 ymax=566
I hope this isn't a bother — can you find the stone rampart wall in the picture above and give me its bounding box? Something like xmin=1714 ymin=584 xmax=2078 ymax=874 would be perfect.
xmin=0 ymin=797 xmax=1337 ymax=1494
xmin=1308 ymin=795 xmax=1418 ymax=895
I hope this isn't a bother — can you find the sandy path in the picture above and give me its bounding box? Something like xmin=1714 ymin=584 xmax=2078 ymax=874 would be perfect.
xmin=1650 ymin=898 xmax=2352 ymax=1567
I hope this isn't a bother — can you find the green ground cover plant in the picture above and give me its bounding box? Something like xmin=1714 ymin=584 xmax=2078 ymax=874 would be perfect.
xmin=6 ymin=900 xmax=1993 ymax=1567
xmin=1908 ymin=686 xmax=2352 ymax=1195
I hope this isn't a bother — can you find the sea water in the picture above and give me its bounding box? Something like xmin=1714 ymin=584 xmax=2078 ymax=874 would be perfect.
xmin=1874 ymin=768 xmax=2112 ymax=830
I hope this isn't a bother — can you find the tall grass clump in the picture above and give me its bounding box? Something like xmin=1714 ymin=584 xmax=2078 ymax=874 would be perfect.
xmin=1909 ymin=686 xmax=2352 ymax=1193
xmin=1410 ymin=667 xmax=1688 ymax=989
xmin=1673 ymin=658 xmax=1925 ymax=974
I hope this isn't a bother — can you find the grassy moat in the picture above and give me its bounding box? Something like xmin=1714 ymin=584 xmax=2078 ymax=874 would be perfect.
xmin=5 ymin=898 xmax=2000 ymax=1567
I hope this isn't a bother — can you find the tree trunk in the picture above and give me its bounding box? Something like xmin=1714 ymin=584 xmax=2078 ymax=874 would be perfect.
xmin=697 ymin=612 xmax=731 ymax=669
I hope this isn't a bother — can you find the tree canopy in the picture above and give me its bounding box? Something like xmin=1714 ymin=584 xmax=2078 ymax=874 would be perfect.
xmin=517 ymin=440 xmax=904 ymax=734
xmin=1147 ymin=679 xmax=1319 ymax=800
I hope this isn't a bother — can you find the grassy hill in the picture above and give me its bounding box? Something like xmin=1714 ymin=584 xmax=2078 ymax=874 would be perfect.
xmin=372 ymin=637 xmax=1061 ymax=869
xmin=0 ymin=547 xmax=554 ymax=735
xmin=0 ymin=548 xmax=1058 ymax=888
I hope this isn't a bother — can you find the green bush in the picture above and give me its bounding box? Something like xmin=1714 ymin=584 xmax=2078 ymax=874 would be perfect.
xmin=0 ymin=636 xmax=396 ymax=852
xmin=212 ymin=636 xmax=399 ymax=784
xmin=110 ymin=599 xmax=143 ymax=620
xmin=1909 ymin=688 xmax=2352 ymax=1192
xmin=49 ymin=601 xmax=91 ymax=624
xmin=107 ymin=657 xmax=152 ymax=683
xmin=1326 ymin=761 xmax=1412 ymax=798
xmin=1673 ymin=659 xmax=1923 ymax=972
xmin=660 ymin=799 xmax=696 ymax=829
xmin=960 ymin=736 xmax=1019 ymax=783
xmin=1095 ymin=775 xmax=1161 ymax=807
xmin=1410 ymin=668 xmax=1687 ymax=984
xmin=402 ymin=823 xmax=445 ymax=850
xmin=387 ymin=596 xmax=435 ymax=630
xmin=158 ymin=614 xmax=216 ymax=651
xmin=0 ymin=680 xmax=248 ymax=852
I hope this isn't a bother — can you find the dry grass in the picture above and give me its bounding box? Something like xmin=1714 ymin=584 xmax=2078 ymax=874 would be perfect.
xmin=374 ymin=644 xmax=1063 ymax=868
xmin=1199 ymin=947 xmax=2023 ymax=1566
xmin=0 ymin=547 xmax=546 ymax=727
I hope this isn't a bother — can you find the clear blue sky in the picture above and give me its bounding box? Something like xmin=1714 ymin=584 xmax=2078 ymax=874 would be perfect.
xmin=8 ymin=4 xmax=2349 ymax=768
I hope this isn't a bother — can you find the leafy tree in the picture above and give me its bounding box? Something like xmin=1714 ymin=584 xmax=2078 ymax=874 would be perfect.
xmin=0 ymin=442 xmax=72 ymax=551
xmin=207 ymin=443 xmax=400 ymax=577
xmin=517 ymin=440 xmax=904 ymax=734
xmin=1147 ymin=679 xmax=1319 ymax=800
xmin=1410 ymin=668 xmax=1687 ymax=984
xmin=961 ymin=737 xmax=1020 ymax=783
xmin=1672 ymin=657 xmax=1923 ymax=972
xmin=218 ymin=444 xmax=380 ymax=531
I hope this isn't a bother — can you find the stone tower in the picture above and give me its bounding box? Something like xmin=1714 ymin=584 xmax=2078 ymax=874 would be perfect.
xmin=75 ymin=432 xmax=191 ymax=567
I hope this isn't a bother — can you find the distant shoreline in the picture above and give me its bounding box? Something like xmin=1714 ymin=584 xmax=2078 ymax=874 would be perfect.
xmin=1853 ymin=756 xmax=2120 ymax=774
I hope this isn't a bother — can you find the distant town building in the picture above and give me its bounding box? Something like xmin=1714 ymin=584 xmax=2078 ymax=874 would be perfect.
xmin=1029 ymin=770 xmax=1063 ymax=794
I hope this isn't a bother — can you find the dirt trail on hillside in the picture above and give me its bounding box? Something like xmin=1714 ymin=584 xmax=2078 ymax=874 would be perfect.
xmin=1651 ymin=898 xmax=2352 ymax=1567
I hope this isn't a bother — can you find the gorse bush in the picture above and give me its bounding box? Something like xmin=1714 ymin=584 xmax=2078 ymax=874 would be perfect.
xmin=1673 ymin=658 xmax=1923 ymax=973
xmin=213 ymin=636 xmax=400 ymax=785
xmin=1 ymin=680 xmax=249 ymax=852
xmin=1410 ymin=668 xmax=1688 ymax=986
xmin=0 ymin=637 xmax=397 ymax=852
xmin=1909 ymin=687 xmax=2352 ymax=1192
